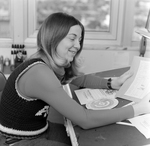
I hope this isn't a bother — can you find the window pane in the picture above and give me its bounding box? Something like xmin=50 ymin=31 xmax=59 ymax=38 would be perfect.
xmin=133 ymin=0 xmax=150 ymax=41
xmin=0 ymin=0 xmax=11 ymax=38
xmin=36 ymin=0 xmax=111 ymax=32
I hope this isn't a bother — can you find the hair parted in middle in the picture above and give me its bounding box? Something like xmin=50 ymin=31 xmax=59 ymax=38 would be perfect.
xmin=37 ymin=12 xmax=85 ymax=84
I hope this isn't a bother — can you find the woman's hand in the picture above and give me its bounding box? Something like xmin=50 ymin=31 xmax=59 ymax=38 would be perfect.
xmin=111 ymin=70 xmax=133 ymax=90
xmin=132 ymin=92 xmax=150 ymax=116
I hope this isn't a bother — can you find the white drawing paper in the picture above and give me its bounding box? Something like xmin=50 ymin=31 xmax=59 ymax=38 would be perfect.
xmin=125 ymin=60 xmax=150 ymax=99
xmin=129 ymin=114 xmax=150 ymax=139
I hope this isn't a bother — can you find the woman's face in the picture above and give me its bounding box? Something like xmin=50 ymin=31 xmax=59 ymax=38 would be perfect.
xmin=56 ymin=25 xmax=82 ymax=63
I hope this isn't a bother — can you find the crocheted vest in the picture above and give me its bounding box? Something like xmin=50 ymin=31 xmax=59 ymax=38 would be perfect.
xmin=0 ymin=58 xmax=50 ymax=139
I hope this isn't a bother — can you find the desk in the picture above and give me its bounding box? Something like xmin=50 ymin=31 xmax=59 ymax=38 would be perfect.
xmin=69 ymin=67 xmax=150 ymax=146
xmin=48 ymin=67 xmax=150 ymax=146
xmin=5 ymin=64 xmax=150 ymax=145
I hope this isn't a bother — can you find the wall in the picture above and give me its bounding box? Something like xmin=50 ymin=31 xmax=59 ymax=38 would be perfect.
xmin=0 ymin=47 xmax=150 ymax=74
xmin=78 ymin=48 xmax=150 ymax=74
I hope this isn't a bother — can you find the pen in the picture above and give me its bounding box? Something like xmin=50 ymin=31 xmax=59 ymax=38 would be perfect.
xmin=122 ymin=102 xmax=135 ymax=107
xmin=116 ymin=122 xmax=134 ymax=127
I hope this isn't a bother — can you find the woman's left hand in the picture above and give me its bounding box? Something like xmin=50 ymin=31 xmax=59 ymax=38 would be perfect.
xmin=111 ymin=70 xmax=133 ymax=90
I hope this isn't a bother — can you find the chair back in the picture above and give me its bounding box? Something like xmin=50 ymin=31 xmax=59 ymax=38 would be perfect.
xmin=0 ymin=72 xmax=7 ymax=101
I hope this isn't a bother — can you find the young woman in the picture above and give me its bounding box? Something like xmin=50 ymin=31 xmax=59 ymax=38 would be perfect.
xmin=0 ymin=12 xmax=150 ymax=146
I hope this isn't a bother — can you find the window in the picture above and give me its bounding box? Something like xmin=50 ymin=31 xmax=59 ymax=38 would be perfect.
xmin=0 ymin=0 xmax=11 ymax=38
xmin=27 ymin=0 xmax=123 ymax=46
xmin=0 ymin=0 xmax=149 ymax=49
xmin=121 ymin=0 xmax=150 ymax=48
xmin=36 ymin=0 xmax=111 ymax=32
xmin=133 ymin=0 xmax=150 ymax=41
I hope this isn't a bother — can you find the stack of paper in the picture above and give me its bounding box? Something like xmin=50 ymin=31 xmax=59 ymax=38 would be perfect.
xmin=116 ymin=56 xmax=150 ymax=102
xmin=75 ymin=88 xmax=117 ymax=105
xmin=129 ymin=114 xmax=150 ymax=139
xmin=75 ymin=88 xmax=118 ymax=110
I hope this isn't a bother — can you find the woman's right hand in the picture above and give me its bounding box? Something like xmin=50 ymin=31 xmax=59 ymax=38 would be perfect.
xmin=132 ymin=92 xmax=150 ymax=117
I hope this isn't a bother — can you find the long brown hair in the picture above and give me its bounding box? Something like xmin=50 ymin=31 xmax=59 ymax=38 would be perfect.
xmin=37 ymin=12 xmax=85 ymax=84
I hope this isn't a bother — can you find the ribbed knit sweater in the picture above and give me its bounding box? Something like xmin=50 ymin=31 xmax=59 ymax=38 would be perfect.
xmin=0 ymin=58 xmax=50 ymax=139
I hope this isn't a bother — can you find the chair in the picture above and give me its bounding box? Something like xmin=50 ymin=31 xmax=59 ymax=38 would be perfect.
xmin=0 ymin=71 xmax=7 ymax=100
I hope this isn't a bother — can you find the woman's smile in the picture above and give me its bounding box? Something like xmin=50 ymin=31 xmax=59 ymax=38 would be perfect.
xmin=56 ymin=25 xmax=82 ymax=63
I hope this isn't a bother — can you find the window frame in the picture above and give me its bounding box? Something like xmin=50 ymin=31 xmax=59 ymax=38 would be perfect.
xmin=0 ymin=0 xmax=149 ymax=50
xmin=123 ymin=0 xmax=150 ymax=50
xmin=26 ymin=0 xmax=125 ymax=47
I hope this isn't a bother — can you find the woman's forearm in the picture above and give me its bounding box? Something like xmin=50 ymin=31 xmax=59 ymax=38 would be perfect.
xmin=71 ymin=74 xmax=108 ymax=89
xmin=81 ymin=105 xmax=134 ymax=129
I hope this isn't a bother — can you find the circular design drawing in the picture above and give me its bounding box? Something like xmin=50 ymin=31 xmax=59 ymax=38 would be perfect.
xmin=86 ymin=98 xmax=118 ymax=110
